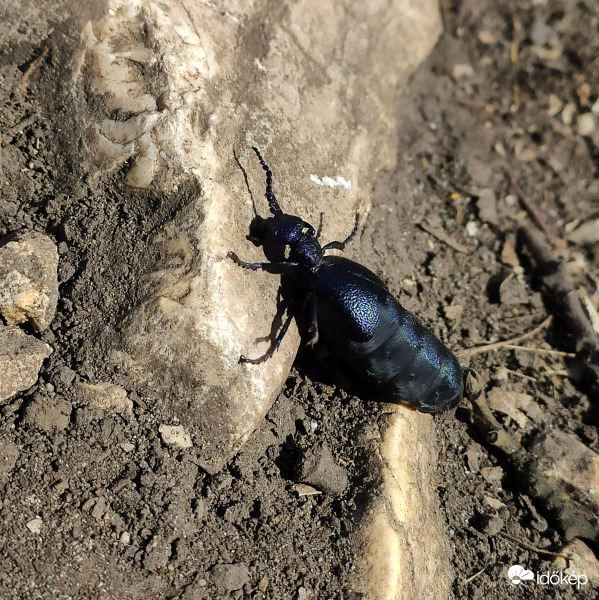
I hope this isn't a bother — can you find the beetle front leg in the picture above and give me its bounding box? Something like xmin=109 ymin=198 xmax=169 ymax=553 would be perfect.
xmin=227 ymin=251 xmax=299 ymax=272
xmin=227 ymin=251 xmax=270 ymax=271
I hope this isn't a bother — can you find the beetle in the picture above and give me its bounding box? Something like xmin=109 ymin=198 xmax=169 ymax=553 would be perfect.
xmin=228 ymin=147 xmax=463 ymax=413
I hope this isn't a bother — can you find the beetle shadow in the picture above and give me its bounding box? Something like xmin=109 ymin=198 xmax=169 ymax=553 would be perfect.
xmin=294 ymin=345 xmax=377 ymax=404
xmin=254 ymin=286 xmax=286 ymax=347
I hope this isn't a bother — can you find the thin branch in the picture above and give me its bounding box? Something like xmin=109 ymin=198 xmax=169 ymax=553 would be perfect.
xmin=492 ymin=344 xmax=575 ymax=357
xmin=461 ymin=563 xmax=489 ymax=585
xmin=505 ymin=170 xmax=552 ymax=239
xmin=417 ymin=221 xmax=472 ymax=254
xmin=458 ymin=317 xmax=551 ymax=359
xmin=19 ymin=45 xmax=49 ymax=94
xmin=498 ymin=532 xmax=568 ymax=561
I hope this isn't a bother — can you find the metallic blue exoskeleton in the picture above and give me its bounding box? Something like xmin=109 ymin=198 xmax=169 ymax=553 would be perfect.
xmin=228 ymin=147 xmax=463 ymax=413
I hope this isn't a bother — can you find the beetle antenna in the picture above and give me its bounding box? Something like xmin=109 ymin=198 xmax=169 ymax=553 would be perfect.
xmin=252 ymin=146 xmax=282 ymax=215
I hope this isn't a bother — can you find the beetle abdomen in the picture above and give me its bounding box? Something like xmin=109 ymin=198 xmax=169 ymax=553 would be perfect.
xmin=311 ymin=257 xmax=463 ymax=413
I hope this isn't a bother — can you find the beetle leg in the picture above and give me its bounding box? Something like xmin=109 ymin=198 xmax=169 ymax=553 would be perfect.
xmin=227 ymin=251 xmax=299 ymax=272
xmin=239 ymin=312 xmax=294 ymax=364
xmin=304 ymin=292 xmax=319 ymax=347
xmin=321 ymin=213 xmax=360 ymax=252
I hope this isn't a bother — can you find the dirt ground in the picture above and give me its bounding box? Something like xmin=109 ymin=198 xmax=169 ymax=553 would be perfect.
xmin=1 ymin=0 xmax=599 ymax=598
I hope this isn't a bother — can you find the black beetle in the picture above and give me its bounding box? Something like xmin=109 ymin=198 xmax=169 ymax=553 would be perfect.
xmin=228 ymin=147 xmax=463 ymax=413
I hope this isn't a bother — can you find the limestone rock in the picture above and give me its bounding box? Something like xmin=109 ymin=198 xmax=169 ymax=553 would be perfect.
xmin=0 ymin=325 xmax=53 ymax=403
xmin=554 ymin=539 xmax=599 ymax=587
xmin=352 ymin=409 xmax=454 ymax=599
xmin=0 ymin=230 xmax=59 ymax=332
xmin=72 ymin=0 xmax=443 ymax=474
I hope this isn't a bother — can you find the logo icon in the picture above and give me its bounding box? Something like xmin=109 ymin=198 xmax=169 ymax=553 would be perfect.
xmin=507 ymin=565 xmax=535 ymax=585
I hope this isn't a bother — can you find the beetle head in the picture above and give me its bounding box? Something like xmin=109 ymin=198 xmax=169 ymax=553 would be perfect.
xmin=248 ymin=212 xmax=322 ymax=267
xmin=248 ymin=213 xmax=313 ymax=246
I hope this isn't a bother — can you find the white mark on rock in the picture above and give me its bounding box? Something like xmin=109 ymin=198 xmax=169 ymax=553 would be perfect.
xmin=310 ymin=174 xmax=351 ymax=189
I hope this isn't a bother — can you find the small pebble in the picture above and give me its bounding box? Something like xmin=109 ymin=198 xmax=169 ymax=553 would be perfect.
xmin=294 ymin=443 xmax=348 ymax=495
xmin=91 ymin=497 xmax=107 ymax=519
xmin=294 ymin=483 xmax=322 ymax=497
xmin=480 ymin=466 xmax=503 ymax=483
xmin=258 ymin=575 xmax=269 ymax=592
xmin=159 ymin=424 xmax=192 ymax=449
xmin=465 ymin=221 xmax=479 ymax=237
xmin=465 ymin=447 xmax=480 ymax=473
xmin=576 ymin=112 xmax=597 ymax=137
xmin=26 ymin=517 xmax=43 ymax=534
xmin=485 ymin=496 xmax=506 ymax=510
xmin=452 ymin=63 xmax=474 ymax=79
xmin=119 ymin=531 xmax=131 ymax=545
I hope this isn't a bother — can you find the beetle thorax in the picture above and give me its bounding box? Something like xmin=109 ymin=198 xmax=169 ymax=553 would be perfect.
xmin=289 ymin=235 xmax=323 ymax=269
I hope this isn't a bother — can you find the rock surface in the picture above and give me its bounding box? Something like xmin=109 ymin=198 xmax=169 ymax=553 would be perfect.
xmin=0 ymin=325 xmax=53 ymax=403
xmin=72 ymin=0 xmax=443 ymax=474
xmin=554 ymin=539 xmax=599 ymax=587
xmin=0 ymin=230 xmax=58 ymax=332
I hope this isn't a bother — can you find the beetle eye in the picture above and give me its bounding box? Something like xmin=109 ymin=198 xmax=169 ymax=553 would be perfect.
xmin=305 ymin=225 xmax=315 ymax=237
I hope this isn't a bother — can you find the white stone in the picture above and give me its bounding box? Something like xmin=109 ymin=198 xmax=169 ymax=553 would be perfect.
xmin=159 ymin=424 xmax=193 ymax=449
xmin=26 ymin=517 xmax=43 ymax=535
xmin=576 ymin=112 xmax=597 ymax=137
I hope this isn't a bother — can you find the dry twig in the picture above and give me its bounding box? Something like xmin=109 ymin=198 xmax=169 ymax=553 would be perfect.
xmin=498 ymin=532 xmax=568 ymax=561
xmin=505 ymin=170 xmax=552 ymax=239
xmin=417 ymin=221 xmax=472 ymax=254
xmin=19 ymin=45 xmax=49 ymax=94
xmin=458 ymin=316 xmax=551 ymax=359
